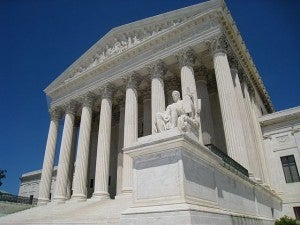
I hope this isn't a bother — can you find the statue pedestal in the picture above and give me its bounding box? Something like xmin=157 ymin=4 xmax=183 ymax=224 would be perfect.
xmin=120 ymin=128 xmax=281 ymax=225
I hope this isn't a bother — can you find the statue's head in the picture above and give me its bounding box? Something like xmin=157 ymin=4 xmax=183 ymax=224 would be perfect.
xmin=172 ymin=90 xmax=181 ymax=102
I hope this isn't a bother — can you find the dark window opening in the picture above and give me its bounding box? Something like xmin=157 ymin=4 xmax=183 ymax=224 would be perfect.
xmin=108 ymin=176 xmax=111 ymax=186
xmin=294 ymin=207 xmax=300 ymax=220
xmin=280 ymin=155 xmax=300 ymax=183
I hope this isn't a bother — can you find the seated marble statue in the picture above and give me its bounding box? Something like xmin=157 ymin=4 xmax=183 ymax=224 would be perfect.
xmin=154 ymin=90 xmax=199 ymax=133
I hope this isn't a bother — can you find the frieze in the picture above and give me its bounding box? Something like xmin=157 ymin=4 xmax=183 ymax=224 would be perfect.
xmin=48 ymin=12 xmax=219 ymax=106
xmin=66 ymin=19 xmax=190 ymax=81
xmin=50 ymin=21 xmax=220 ymax=108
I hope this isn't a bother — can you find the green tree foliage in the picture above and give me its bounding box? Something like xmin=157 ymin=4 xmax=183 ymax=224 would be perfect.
xmin=0 ymin=169 xmax=7 ymax=186
xmin=275 ymin=215 xmax=299 ymax=225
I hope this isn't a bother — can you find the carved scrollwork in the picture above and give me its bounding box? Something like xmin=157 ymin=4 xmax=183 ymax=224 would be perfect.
xmin=100 ymin=83 xmax=115 ymax=100
xmin=176 ymin=47 xmax=196 ymax=67
xmin=65 ymin=100 xmax=80 ymax=115
xmin=82 ymin=92 xmax=95 ymax=108
xmin=122 ymin=72 xmax=139 ymax=90
xmin=207 ymin=35 xmax=229 ymax=55
xmin=69 ymin=18 xmax=188 ymax=79
xmin=49 ymin=107 xmax=63 ymax=121
xmin=147 ymin=59 xmax=167 ymax=79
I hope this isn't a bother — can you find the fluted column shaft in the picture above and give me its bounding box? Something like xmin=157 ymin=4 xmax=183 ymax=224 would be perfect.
xmin=122 ymin=76 xmax=138 ymax=193
xmin=196 ymin=72 xmax=215 ymax=145
xmin=213 ymin=50 xmax=249 ymax=169
xmin=116 ymin=105 xmax=125 ymax=195
xmin=178 ymin=48 xmax=203 ymax=144
xmin=93 ymin=87 xmax=113 ymax=198
xmin=53 ymin=103 xmax=77 ymax=203
xmin=150 ymin=60 xmax=166 ymax=133
xmin=38 ymin=109 xmax=61 ymax=205
xmin=238 ymin=75 xmax=263 ymax=180
xmin=250 ymin=93 xmax=271 ymax=185
xmin=66 ymin=124 xmax=79 ymax=199
xmin=72 ymin=94 xmax=94 ymax=201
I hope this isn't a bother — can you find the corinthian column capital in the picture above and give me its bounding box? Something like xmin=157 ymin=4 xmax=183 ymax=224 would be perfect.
xmin=122 ymin=72 xmax=139 ymax=89
xmin=147 ymin=59 xmax=167 ymax=79
xmin=65 ymin=100 xmax=79 ymax=115
xmin=82 ymin=92 xmax=95 ymax=108
xmin=208 ymin=35 xmax=228 ymax=54
xmin=49 ymin=107 xmax=62 ymax=121
xmin=100 ymin=83 xmax=115 ymax=100
xmin=177 ymin=47 xmax=196 ymax=67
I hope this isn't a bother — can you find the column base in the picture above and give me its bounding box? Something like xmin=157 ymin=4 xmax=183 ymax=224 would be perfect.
xmin=115 ymin=191 xmax=133 ymax=200
xmin=52 ymin=196 xmax=67 ymax=204
xmin=70 ymin=193 xmax=87 ymax=202
xmin=37 ymin=198 xmax=50 ymax=206
xmin=121 ymin=187 xmax=133 ymax=194
xmin=90 ymin=192 xmax=110 ymax=201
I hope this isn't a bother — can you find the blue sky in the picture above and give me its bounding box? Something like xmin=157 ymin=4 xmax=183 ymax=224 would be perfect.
xmin=0 ymin=0 xmax=299 ymax=195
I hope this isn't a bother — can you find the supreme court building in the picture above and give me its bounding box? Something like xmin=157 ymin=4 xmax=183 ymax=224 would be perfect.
xmin=2 ymin=0 xmax=300 ymax=224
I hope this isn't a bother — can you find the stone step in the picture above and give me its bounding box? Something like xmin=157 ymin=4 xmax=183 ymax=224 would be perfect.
xmin=0 ymin=196 xmax=132 ymax=225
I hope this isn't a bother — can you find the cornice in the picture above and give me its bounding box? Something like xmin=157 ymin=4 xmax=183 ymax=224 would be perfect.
xmin=44 ymin=0 xmax=274 ymax=114
xmin=44 ymin=0 xmax=222 ymax=95
xmin=259 ymin=106 xmax=300 ymax=127
xmin=217 ymin=6 xmax=274 ymax=112
xmin=48 ymin=15 xmax=221 ymax=107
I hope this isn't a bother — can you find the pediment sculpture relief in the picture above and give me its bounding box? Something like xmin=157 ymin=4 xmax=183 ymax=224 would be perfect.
xmin=68 ymin=19 xmax=187 ymax=80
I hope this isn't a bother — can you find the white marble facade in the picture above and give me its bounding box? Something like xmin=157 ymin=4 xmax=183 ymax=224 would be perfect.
xmin=9 ymin=0 xmax=298 ymax=224
xmin=260 ymin=107 xmax=300 ymax=219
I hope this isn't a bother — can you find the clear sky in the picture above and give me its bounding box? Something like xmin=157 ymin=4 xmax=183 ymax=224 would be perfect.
xmin=0 ymin=0 xmax=299 ymax=195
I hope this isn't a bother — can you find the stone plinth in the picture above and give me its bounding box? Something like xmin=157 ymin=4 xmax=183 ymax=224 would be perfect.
xmin=120 ymin=129 xmax=281 ymax=225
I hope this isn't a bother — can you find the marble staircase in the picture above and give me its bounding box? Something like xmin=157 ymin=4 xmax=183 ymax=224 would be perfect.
xmin=0 ymin=196 xmax=131 ymax=225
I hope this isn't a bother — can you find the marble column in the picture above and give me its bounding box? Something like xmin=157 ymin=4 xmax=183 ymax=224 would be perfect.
xmin=93 ymin=85 xmax=113 ymax=199
xmin=66 ymin=121 xmax=79 ymax=200
xmin=72 ymin=93 xmax=95 ymax=201
xmin=122 ymin=74 xmax=138 ymax=193
xmin=262 ymin=135 xmax=279 ymax=190
xmin=116 ymin=99 xmax=125 ymax=196
xmin=249 ymin=89 xmax=271 ymax=185
xmin=211 ymin=38 xmax=249 ymax=169
xmin=237 ymin=73 xmax=263 ymax=181
xmin=195 ymin=67 xmax=215 ymax=145
xmin=177 ymin=48 xmax=203 ymax=144
xmin=53 ymin=101 xmax=78 ymax=203
xmin=38 ymin=108 xmax=62 ymax=205
xmin=149 ymin=60 xmax=166 ymax=133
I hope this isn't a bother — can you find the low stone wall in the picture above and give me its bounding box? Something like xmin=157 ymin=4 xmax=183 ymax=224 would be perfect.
xmin=0 ymin=202 xmax=34 ymax=217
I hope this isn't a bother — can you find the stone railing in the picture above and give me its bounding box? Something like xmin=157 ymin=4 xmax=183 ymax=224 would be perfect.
xmin=0 ymin=192 xmax=38 ymax=205
xmin=205 ymin=144 xmax=249 ymax=177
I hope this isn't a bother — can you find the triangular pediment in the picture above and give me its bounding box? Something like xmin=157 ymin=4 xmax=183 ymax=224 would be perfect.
xmin=45 ymin=0 xmax=223 ymax=94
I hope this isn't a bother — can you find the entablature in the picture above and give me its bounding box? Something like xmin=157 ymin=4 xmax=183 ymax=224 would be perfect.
xmin=45 ymin=0 xmax=274 ymax=113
